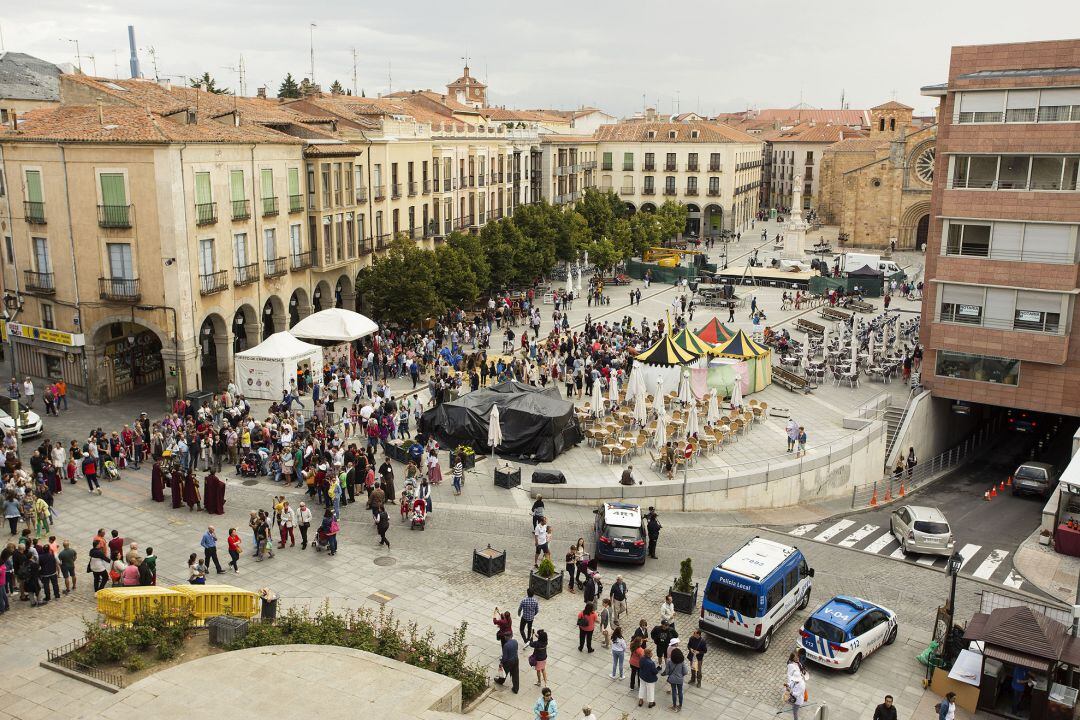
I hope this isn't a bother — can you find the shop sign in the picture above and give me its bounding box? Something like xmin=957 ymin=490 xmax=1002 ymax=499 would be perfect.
xmin=2 ymin=321 xmax=85 ymax=347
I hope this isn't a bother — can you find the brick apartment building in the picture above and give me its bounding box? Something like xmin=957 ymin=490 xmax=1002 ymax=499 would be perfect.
xmin=920 ymin=39 xmax=1080 ymax=416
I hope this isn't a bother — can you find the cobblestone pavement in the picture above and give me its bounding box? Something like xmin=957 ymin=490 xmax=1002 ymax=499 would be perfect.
xmin=3 ymin=461 xmax=988 ymax=720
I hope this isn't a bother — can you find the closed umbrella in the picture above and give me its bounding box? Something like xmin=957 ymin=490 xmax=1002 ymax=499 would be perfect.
xmin=655 ymin=412 xmax=668 ymax=449
xmin=678 ymin=369 xmax=692 ymax=405
xmin=653 ymin=378 xmax=666 ymax=418
xmin=575 ymin=264 xmax=583 ymax=291
xmin=868 ymin=329 xmax=875 ymax=364
xmin=487 ymin=403 xmax=503 ymax=450
xmin=849 ymin=331 xmax=858 ymax=374
xmin=590 ymin=378 xmax=604 ymax=418
xmin=707 ymin=389 xmax=721 ymax=426
xmin=632 ymin=372 xmax=648 ymax=425
xmin=687 ymin=403 xmax=700 ymax=438
xmin=730 ymin=377 xmax=743 ymax=409
xmin=608 ymin=372 xmax=619 ymax=414
xmin=566 ymin=265 xmax=574 ymax=296
xmin=803 ymin=336 xmax=811 ymax=373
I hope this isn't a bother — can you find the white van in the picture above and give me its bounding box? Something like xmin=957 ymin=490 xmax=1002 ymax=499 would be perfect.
xmin=836 ymin=253 xmax=906 ymax=280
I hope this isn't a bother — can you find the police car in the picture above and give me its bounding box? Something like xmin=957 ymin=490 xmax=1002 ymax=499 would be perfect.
xmin=593 ymin=502 xmax=647 ymax=565
xmin=799 ymin=596 xmax=897 ymax=673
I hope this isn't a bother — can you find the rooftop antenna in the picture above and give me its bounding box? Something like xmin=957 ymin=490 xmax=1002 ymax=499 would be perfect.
xmin=674 ymin=90 xmax=680 ymax=116
xmin=0 ymin=23 xmax=6 ymax=52
xmin=84 ymin=54 xmax=97 ymax=77
xmin=840 ymin=88 xmax=845 ymax=110
xmin=308 ymin=23 xmax=317 ymax=85
xmin=60 ymin=37 xmax=82 ymax=72
xmin=239 ymin=55 xmax=246 ymax=96
xmin=127 ymin=26 xmax=141 ymax=78
xmin=142 ymin=45 xmax=159 ymax=80
xmin=112 ymin=49 xmax=119 ymax=79
xmin=387 ymin=60 xmax=392 ymax=95
xmin=351 ymin=48 xmax=358 ymax=95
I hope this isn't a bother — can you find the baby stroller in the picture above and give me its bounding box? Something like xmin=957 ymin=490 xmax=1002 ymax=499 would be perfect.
xmin=410 ymin=497 xmax=427 ymax=531
xmin=237 ymin=452 xmax=259 ymax=478
xmin=103 ymin=459 xmax=120 ymax=481
xmin=400 ymin=485 xmax=416 ymax=522
xmin=312 ymin=527 xmax=331 ymax=552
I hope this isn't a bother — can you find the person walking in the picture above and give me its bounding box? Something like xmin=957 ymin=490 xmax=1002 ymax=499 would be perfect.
xmin=529 ymin=629 xmax=549 ymax=687
xmin=659 ymin=594 xmax=676 ymax=625
xmin=577 ymin=602 xmax=598 ymax=652
xmin=786 ymin=418 xmax=799 ymax=453
xmin=200 ymin=526 xmax=224 ymax=574
xmin=58 ymin=540 xmax=76 ymax=594
xmin=599 ymin=598 xmax=612 ymax=647
xmin=278 ymin=500 xmax=296 ymax=548
xmin=873 ymin=695 xmax=898 ymax=720
xmin=796 ymin=426 xmax=807 ymax=458
xmin=687 ymin=629 xmax=707 ymax=687
xmin=533 ymin=517 xmax=551 ymax=568
xmin=665 ymin=646 xmax=688 ymax=712
xmin=499 ymin=634 xmax=521 ymax=694
xmin=610 ymin=625 xmax=627 ymax=680
xmin=320 ymin=509 xmax=339 ymax=556
xmin=227 ymin=528 xmax=242 ymax=573
xmin=646 ymin=508 xmax=661 ymax=559
xmin=518 ymin=588 xmax=540 ymax=643
xmin=610 ymin=575 xmax=628 ymax=622
xmin=628 ymin=635 xmax=646 ymax=690
xmin=637 ymin=648 xmax=658 ymax=708
xmin=786 ymin=652 xmax=808 ymax=720
xmin=297 ymin=501 xmax=312 ymax=549
xmin=533 ymin=687 xmax=557 ymax=720
xmin=937 ymin=692 xmax=956 ymax=720
xmin=376 ymin=506 xmax=391 ymax=549
xmin=89 ymin=540 xmax=110 ymax=591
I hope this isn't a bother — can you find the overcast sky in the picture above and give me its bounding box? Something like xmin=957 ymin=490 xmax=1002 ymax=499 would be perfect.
xmin=4 ymin=1 xmax=1079 ymax=118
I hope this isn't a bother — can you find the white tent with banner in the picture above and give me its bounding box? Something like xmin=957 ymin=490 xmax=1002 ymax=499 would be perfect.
xmin=233 ymin=332 xmax=323 ymax=400
xmin=289 ymin=308 xmax=378 ymax=369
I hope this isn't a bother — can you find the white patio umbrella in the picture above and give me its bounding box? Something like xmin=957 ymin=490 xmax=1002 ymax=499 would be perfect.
xmin=868 ymin=329 xmax=875 ymax=364
xmin=632 ymin=372 xmax=648 ymax=425
xmin=565 ymin=266 xmax=574 ymax=295
xmin=730 ymin=378 xmax=744 ymax=409
xmin=653 ymin=378 xmax=666 ymax=418
xmin=654 ymin=412 xmax=668 ymax=448
xmin=707 ymin=389 xmax=721 ymax=426
xmin=678 ymin=369 xmax=692 ymax=405
xmin=686 ymin=403 xmax=701 ymax=438
xmin=487 ymin=403 xmax=503 ymax=450
xmin=849 ymin=331 xmax=858 ymax=374
xmin=575 ymin=264 xmax=583 ymax=291
xmin=803 ymin=337 xmax=811 ymax=372
xmin=608 ymin=372 xmax=619 ymax=414
xmin=590 ymin=378 xmax=604 ymax=418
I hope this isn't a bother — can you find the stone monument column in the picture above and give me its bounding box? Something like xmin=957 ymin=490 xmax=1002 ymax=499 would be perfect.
xmin=783 ymin=174 xmax=809 ymax=259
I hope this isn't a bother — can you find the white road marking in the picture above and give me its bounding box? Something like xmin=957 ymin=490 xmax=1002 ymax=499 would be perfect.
xmin=862 ymin=532 xmax=895 ymax=555
xmin=839 ymin=524 xmax=879 ymax=548
xmin=915 ymin=555 xmax=938 ymax=566
xmin=956 ymin=544 xmax=982 ymax=572
xmin=789 ymin=524 xmax=818 ymax=537
xmin=814 ymin=519 xmax=855 ymax=543
xmin=1002 ymin=570 xmax=1025 ymax=589
xmin=889 ymin=546 xmax=907 ymax=559
xmin=972 ymin=549 xmax=1010 ymax=580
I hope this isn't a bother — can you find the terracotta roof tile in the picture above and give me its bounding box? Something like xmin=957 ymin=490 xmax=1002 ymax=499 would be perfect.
xmin=751 ymin=108 xmax=869 ymax=127
xmin=871 ymin=100 xmax=913 ymax=111
xmin=824 ymin=137 xmax=890 ymax=153
xmin=594 ymin=121 xmax=759 ymax=144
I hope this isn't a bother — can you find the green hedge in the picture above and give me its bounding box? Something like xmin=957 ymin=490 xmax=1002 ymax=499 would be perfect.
xmin=230 ymin=604 xmax=488 ymax=703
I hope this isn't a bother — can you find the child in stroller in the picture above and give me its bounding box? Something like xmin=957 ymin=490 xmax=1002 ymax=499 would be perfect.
xmin=410 ymin=496 xmax=427 ymax=530
xmin=399 ymin=482 xmax=416 ymax=522
xmin=103 ymin=459 xmax=120 ymax=481
xmin=236 ymin=452 xmax=259 ymax=478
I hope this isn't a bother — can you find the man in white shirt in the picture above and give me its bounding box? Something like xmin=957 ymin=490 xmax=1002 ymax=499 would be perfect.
xmin=533 ymin=517 xmax=551 ymax=568
xmin=22 ymin=378 xmax=34 ymax=407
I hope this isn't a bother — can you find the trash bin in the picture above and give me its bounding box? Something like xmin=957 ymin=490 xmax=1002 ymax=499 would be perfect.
xmin=259 ymin=588 xmax=278 ymax=621
xmin=185 ymin=390 xmax=213 ymax=413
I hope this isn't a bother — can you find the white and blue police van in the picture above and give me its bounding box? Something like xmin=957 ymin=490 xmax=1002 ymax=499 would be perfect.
xmin=799 ymin=595 xmax=897 ymax=673
xmin=699 ymin=537 xmax=813 ymax=651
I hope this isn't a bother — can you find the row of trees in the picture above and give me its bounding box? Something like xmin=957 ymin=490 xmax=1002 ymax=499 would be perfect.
xmin=356 ymin=189 xmax=687 ymax=326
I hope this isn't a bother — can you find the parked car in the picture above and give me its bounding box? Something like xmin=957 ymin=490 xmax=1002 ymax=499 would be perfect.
xmin=1012 ymin=461 xmax=1057 ymax=499
xmin=889 ymin=505 xmax=955 ymax=557
xmin=799 ymin=595 xmax=897 ymax=673
xmin=593 ymin=502 xmax=647 ymax=565
xmin=0 ymin=406 xmax=43 ymax=439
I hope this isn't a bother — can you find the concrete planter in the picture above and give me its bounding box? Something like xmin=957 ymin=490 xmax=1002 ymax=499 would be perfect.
xmin=670 ymin=583 xmax=698 ymax=614
xmin=529 ymin=569 xmax=565 ymax=600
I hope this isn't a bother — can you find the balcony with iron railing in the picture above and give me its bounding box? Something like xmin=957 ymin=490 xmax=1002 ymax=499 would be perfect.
xmin=98 ymin=277 xmax=140 ymax=301
xmin=408 ymin=181 xmax=418 ymax=196
xmin=460 ymin=175 xmax=468 ymax=188
xmin=685 ymin=186 xmax=699 ymax=196
xmin=195 ymin=202 xmax=217 ymax=225
xmin=199 ymin=269 xmax=229 ymax=295
xmin=478 ymin=174 xmax=486 ymax=187
xmin=373 ymin=186 xmax=386 ymax=201
xmin=663 ymin=187 xmax=677 ymax=196
xmin=444 ymin=219 xmax=453 ymax=235
xmin=477 ymin=211 xmax=486 ymax=225
xmin=264 ymin=257 xmax=288 ymax=278
xmin=423 ymin=179 xmax=432 ymax=194
xmin=584 ymin=160 xmax=597 ymax=170
xmin=468 ymin=175 xmax=475 ymax=187
xmin=291 ymin=250 xmax=314 ymax=271
xmin=687 ymin=162 xmax=700 ymax=172
xmin=233 ymin=262 xmax=258 ymax=286
xmin=709 ymin=163 xmax=722 ymax=172
xmin=356 ymin=187 xmax=368 ymax=203
xmin=232 ymin=199 xmax=251 ymax=220
xmin=407 ymin=227 xmax=422 ymax=240
xmin=261 ymin=197 xmax=279 ymax=217
xmin=707 ymin=187 xmax=721 ymax=196
xmin=97 ymin=204 xmax=132 ymax=229
xmin=513 ymin=171 xmax=522 ymax=182
xmin=391 ymin=183 xmax=402 ymax=200
xmin=620 ymin=186 xmax=635 ymax=195
xmin=665 ymin=163 xmax=678 ymax=172
xmin=24 ymin=201 xmax=46 ymax=225
xmin=601 ymin=163 xmax=613 ymax=171
xmin=359 ymin=238 xmax=372 ymax=255
xmin=644 ymin=162 xmax=656 ymax=172
xmin=375 ymin=233 xmax=392 ymax=250
xmin=23 ymin=270 xmax=55 ymax=294
xmin=289 ymin=194 xmax=304 ymax=213
xmin=456 ymin=215 xmax=472 ymax=230
xmin=444 ymin=178 xmax=452 ymax=191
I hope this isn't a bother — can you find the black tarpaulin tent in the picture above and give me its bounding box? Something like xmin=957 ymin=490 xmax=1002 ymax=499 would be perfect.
xmin=419 ymin=381 xmax=582 ymax=462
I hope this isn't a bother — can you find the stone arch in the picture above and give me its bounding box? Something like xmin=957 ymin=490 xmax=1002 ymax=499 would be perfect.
xmin=289 ymin=288 xmax=312 ymax=328
xmin=232 ymin=304 xmax=258 ymax=353
xmin=312 ymin=280 xmax=333 ymax=312
xmin=88 ymin=315 xmax=170 ymax=403
xmin=907 ymin=139 xmax=936 ymax=187
xmin=354 ymin=271 xmax=365 ymax=313
xmin=262 ymin=295 xmax=286 ymax=340
xmin=640 ymin=202 xmax=657 ymax=213
xmin=335 ymin=274 xmax=355 ymax=309
xmin=198 ymin=313 xmax=231 ymax=389
xmin=704 ymin=204 xmax=724 ymax=236
xmin=624 ymin=202 xmax=636 ymax=215
xmin=684 ymin=203 xmax=701 ymax=236
xmin=898 ymin=201 xmax=932 ymax=251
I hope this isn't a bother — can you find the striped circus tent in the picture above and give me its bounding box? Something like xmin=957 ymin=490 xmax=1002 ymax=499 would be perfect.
xmin=672 ymin=327 xmax=714 ymax=356
xmin=634 ymin=334 xmax=701 ymax=366
xmin=709 ymin=329 xmax=772 ymax=392
xmin=696 ymin=317 xmax=736 ymax=345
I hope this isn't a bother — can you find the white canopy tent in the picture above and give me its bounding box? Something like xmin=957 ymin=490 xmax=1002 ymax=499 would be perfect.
xmin=289 ymin=308 xmax=379 ymax=343
xmin=233 ymin=332 xmax=323 ymax=400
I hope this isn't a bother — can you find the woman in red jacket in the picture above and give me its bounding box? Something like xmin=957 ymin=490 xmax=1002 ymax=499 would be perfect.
xmin=577 ymin=602 xmax=598 ymax=653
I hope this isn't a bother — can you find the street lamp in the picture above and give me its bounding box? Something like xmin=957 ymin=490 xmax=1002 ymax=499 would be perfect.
xmin=941 ymin=551 xmax=963 ymax=665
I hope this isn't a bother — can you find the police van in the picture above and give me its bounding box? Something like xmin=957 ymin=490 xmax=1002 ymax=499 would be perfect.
xmin=593 ymin=502 xmax=647 ymax=565
xmin=699 ymin=537 xmax=813 ymax=651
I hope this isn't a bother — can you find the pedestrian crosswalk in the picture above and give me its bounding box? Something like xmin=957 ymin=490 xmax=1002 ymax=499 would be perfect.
xmin=782 ymin=520 xmax=1023 ymax=589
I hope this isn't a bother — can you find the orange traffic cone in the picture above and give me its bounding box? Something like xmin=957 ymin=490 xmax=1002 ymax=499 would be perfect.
xmin=884 ymin=483 xmax=892 ymax=502
xmin=1006 ymin=475 xmax=1013 ymax=487
xmin=999 ymin=480 xmax=1006 ymax=492
xmin=990 ymin=485 xmax=998 ymax=498
xmin=984 ymin=490 xmax=991 ymax=501
xmin=870 ymin=483 xmax=878 ymax=507
xmin=899 ymin=480 xmax=906 ymax=497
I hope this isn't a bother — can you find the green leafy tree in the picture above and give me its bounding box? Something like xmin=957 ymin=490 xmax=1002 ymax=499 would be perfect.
xmin=576 ymin=188 xmax=626 ymax=244
xmin=629 ymin=212 xmax=663 ymax=257
xmin=278 ymin=73 xmax=301 ymax=99
xmin=656 ymin=201 xmax=689 ymax=241
xmin=508 ymin=203 xmax=558 ymax=279
xmin=585 ymin=237 xmax=621 ymax=273
xmin=447 ymin=230 xmax=491 ymax=293
xmin=562 ymin=210 xmax=591 ymax=264
xmin=190 ymin=72 xmax=229 ymax=95
xmin=610 ymin=217 xmax=633 ymax=262
xmin=356 ymin=238 xmax=442 ymax=327
xmin=480 ymin=221 xmax=516 ymax=290
xmin=434 ymin=244 xmax=480 ymax=309
xmin=329 ymin=80 xmax=345 ymax=95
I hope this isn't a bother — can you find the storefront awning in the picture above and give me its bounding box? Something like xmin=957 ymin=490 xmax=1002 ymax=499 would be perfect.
xmin=984 ymin=646 xmax=1052 ymax=672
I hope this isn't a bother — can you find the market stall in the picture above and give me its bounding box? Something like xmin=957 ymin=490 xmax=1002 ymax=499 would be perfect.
xmin=289 ymin=308 xmax=379 ymax=368
xmin=708 ymin=329 xmax=773 ymax=393
xmin=1053 ymin=471 xmax=1080 ymax=557
xmin=233 ymin=332 xmax=323 ymax=400
xmin=624 ymin=335 xmax=704 ymax=402
xmin=672 ymin=327 xmax=714 ymax=356
xmin=696 ymin=317 xmax=736 ymax=345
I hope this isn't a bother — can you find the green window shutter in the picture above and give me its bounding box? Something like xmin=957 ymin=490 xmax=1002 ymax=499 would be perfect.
xmin=230 ymin=170 xmax=246 ymax=201
xmin=288 ymin=168 xmax=300 ymax=196
xmin=194 ymin=172 xmax=212 ymax=205
xmin=100 ymin=173 xmax=126 ymax=206
xmin=260 ymin=169 xmax=274 ymax=199
xmin=25 ymin=170 xmax=43 ymax=203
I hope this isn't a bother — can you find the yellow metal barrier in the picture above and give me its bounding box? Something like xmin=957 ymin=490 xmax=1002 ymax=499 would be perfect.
xmin=169 ymin=584 xmax=259 ymax=625
xmin=95 ymin=587 xmax=188 ymax=625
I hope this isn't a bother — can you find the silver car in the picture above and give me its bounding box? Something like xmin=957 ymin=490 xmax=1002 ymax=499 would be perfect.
xmin=1012 ymin=462 xmax=1056 ymax=498
xmin=890 ymin=505 xmax=955 ymax=557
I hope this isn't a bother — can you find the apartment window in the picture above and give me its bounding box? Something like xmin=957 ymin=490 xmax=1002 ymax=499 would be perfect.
xmin=422 ymin=161 xmax=429 ymax=183
xmin=333 ymin=163 xmax=343 ymax=205
xmin=4 ymin=236 xmax=13 ymax=264
xmin=1005 ymin=90 xmax=1038 ymax=123
xmin=346 ymin=213 xmax=355 ymax=257
xmin=264 ymin=227 xmax=277 ymax=260
xmin=375 ymin=211 xmax=383 ymax=238
xmin=668 ymin=130 xmax=677 ymax=139
xmin=936 ymin=350 xmax=1019 ymax=386
xmin=231 ymin=169 xmax=248 ymax=216
xmin=41 ymin=304 xmax=54 ymax=330
xmin=939 ymin=284 xmax=984 ymax=324
xmin=25 ymin=169 xmax=43 ymax=207
xmin=687 ymin=177 xmax=698 ymax=193
xmin=644 ymin=152 xmax=655 ymax=171
xmin=1014 ymin=291 xmax=1063 ymax=333
xmin=0 ymin=167 xmax=6 ymax=197
xmin=335 ymin=213 xmax=344 ymax=261
xmin=644 ymin=176 xmax=655 ymax=192
xmin=666 ymin=152 xmax=677 ymax=171
xmin=322 ymin=217 xmax=332 ymax=262
xmin=602 ymin=152 xmax=612 ymax=171
xmin=392 ymin=208 xmax=400 ymax=235
xmin=374 ymin=164 xmax=383 ymax=193
xmin=107 ymin=243 xmax=134 ymax=279
xmin=321 ymin=164 xmax=332 ymax=207
xmin=708 ymin=177 xmax=720 ymax=194
xmin=622 ymin=153 xmax=634 ymax=171
xmin=710 ymin=153 xmax=722 ymax=171
xmin=233 ymin=233 xmax=248 ymax=267
xmin=357 ymin=214 xmax=365 ymax=244
xmin=198 ymin=238 xmax=215 ymax=276
xmin=687 ymin=153 xmax=699 ymax=170
xmin=408 ymin=206 xmax=415 ymax=233
xmin=290 ymin=223 xmax=302 ymax=256
xmin=951 ymin=154 xmax=1080 ymax=191
xmin=194 ymin=171 xmax=213 ymax=224
xmin=1039 ymin=88 xmax=1080 ymax=122
xmin=945 ymin=222 xmax=991 ymax=257
xmin=665 ymin=176 xmax=676 ymax=193
xmin=306 ymin=164 xmax=316 ymax=209
xmin=956 ymin=91 xmax=1006 ymax=123
xmin=32 ymin=237 xmax=50 ymax=273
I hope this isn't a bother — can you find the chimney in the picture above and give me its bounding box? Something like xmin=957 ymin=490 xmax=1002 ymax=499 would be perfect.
xmin=186 ymin=108 xmax=197 ymax=124
xmin=98 ymin=101 xmax=104 ymax=125
xmin=256 ymin=87 xmax=267 ymax=99
xmin=11 ymin=111 xmax=17 ymax=131
xmin=127 ymin=25 xmax=142 ymax=79
xmin=157 ymin=78 xmax=171 ymax=90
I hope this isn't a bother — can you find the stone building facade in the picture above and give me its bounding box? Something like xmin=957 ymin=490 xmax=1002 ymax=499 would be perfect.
xmin=816 ymin=101 xmax=937 ymax=249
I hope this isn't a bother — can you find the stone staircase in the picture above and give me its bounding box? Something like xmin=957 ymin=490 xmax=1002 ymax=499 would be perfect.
xmin=883 ymin=404 xmax=908 ymax=465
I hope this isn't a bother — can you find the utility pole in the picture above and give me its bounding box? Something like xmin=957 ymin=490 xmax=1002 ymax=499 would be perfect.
xmin=239 ymin=55 xmax=246 ymax=96
xmin=60 ymin=38 xmax=82 ymax=71
xmin=351 ymin=48 xmax=358 ymax=96
xmin=309 ymin=23 xmax=317 ymax=85
xmin=84 ymin=54 xmax=97 ymax=76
